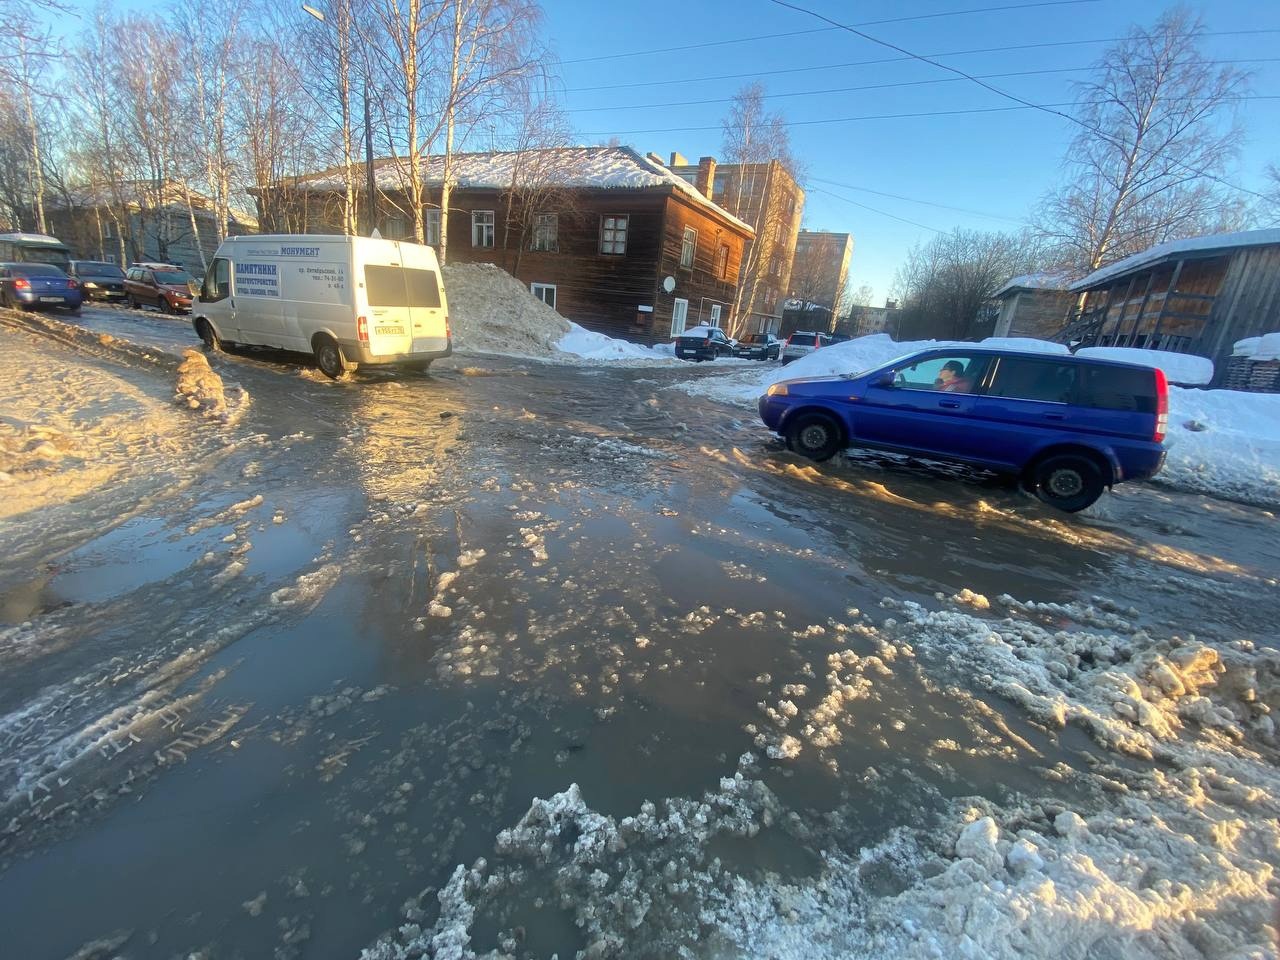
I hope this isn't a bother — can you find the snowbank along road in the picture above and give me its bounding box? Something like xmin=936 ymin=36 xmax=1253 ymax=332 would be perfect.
xmin=1 ymin=303 xmax=1278 ymax=960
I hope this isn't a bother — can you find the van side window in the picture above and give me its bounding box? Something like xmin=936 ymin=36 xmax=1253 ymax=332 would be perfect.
xmin=987 ymin=358 xmax=1077 ymax=404
xmin=202 ymin=258 xmax=231 ymax=302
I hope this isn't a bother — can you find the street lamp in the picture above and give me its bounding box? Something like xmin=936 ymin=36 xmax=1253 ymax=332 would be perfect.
xmin=302 ymin=4 xmax=378 ymax=236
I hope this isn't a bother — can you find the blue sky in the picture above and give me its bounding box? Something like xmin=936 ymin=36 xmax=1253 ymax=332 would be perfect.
xmin=545 ymin=0 xmax=1280 ymax=302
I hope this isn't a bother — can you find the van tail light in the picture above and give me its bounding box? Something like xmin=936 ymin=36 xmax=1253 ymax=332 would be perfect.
xmin=13 ymin=278 xmax=29 ymax=290
xmin=1153 ymin=367 xmax=1169 ymax=442
xmin=445 ymin=315 xmax=452 ymax=340
xmin=357 ymin=315 xmax=369 ymax=343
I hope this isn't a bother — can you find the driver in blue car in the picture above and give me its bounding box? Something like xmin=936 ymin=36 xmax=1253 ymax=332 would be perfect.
xmin=935 ymin=360 xmax=975 ymax=393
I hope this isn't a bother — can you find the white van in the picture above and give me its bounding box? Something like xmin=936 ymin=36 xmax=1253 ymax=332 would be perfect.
xmin=192 ymin=235 xmax=452 ymax=378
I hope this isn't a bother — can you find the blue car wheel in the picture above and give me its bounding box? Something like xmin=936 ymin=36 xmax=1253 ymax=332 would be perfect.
xmin=786 ymin=412 xmax=843 ymax=462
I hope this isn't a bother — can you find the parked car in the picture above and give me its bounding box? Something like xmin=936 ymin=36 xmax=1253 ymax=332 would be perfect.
xmin=675 ymin=325 xmax=735 ymax=361
xmin=757 ymin=347 xmax=1168 ymax=512
xmin=69 ymin=260 xmax=128 ymax=303
xmin=125 ymin=263 xmax=197 ymax=313
xmin=734 ymin=332 xmax=782 ymax=360
xmin=0 ymin=261 xmax=82 ymax=313
xmin=780 ymin=331 xmax=831 ymax=364
xmin=192 ymin=234 xmax=452 ymax=379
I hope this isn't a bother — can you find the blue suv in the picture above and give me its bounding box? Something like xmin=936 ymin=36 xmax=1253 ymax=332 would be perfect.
xmin=758 ymin=348 xmax=1168 ymax=512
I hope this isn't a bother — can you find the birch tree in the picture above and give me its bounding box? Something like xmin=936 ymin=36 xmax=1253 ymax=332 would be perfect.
xmin=719 ymin=83 xmax=799 ymax=337
xmin=1034 ymin=9 xmax=1250 ymax=273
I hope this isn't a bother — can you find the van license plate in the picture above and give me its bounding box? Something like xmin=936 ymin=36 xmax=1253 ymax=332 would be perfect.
xmin=40 ymin=296 xmax=63 ymax=303
xmin=375 ymin=325 xmax=404 ymax=336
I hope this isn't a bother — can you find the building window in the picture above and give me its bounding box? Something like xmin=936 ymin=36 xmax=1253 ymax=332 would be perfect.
xmin=715 ymin=243 xmax=729 ymax=279
xmin=531 ymin=282 xmax=556 ymax=310
xmin=670 ymin=297 xmax=689 ymax=336
xmin=600 ymin=214 xmax=628 ymax=255
xmin=770 ymin=259 xmax=780 ymax=277
xmin=425 ymin=209 xmax=441 ymax=245
xmin=103 ymin=253 xmax=116 ymax=264
xmin=531 ymin=213 xmax=558 ymax=252
xmin=471 ymin=210 xmax=494 ymax=248
xmin=385 ymin=215 xmax=407 ymax=239
xmin=680 ymin=227 xmax=697 ymax=268
xmin=103 ymin=220 xmax=114 ymax=239
xmin=710 ymin=304 xmax=722 ymax=325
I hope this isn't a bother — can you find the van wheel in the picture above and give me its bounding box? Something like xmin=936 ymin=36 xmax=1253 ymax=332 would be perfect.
xmin=1032 ymin=454 xmax=1105 ymax=512
xmin=196 ymin=317 xmax=221 ymax=352
xmin=314 ymin=336 xmax=354 ymax=380
xmin=786 ymin=412 xmax=843 ymax=462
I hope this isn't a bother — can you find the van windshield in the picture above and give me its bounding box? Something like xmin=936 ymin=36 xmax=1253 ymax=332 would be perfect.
xmin=365 ymin=265 xmax=442 ymax=308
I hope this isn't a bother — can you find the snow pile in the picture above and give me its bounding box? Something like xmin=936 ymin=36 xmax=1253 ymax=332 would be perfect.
xmin=1075 ymin=346 xmax=1214 ymax=385
xmin=441 ymin=263 xmax=570 ymax=357
xmin=0 ymin=420 xmax=77 ymax=485
xmin=1162 ymin=386 xmax=1280 ymax=504
xmin=361 ymin=593 xmax=1280 ymax=960
xmin=1233 ymin=332 xmax=1280 ymax=360
xmin=556 ymin=322 xmax=675 ymax=363
xmin=174 ymin=349 xmax=246 ymax=422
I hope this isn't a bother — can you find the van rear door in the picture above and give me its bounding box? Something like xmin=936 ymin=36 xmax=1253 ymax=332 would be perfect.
xmin=361 ymin=258 xmax=415 ymax=358
xmin=400 ymin=244 xmax=448 ymax=352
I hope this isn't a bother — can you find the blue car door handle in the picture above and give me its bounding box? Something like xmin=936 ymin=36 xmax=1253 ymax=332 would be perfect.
xmin=938 ymin=400 xmax=961 ymax=409
xmin=1043 ymin=412 xmax=1065 ymax=420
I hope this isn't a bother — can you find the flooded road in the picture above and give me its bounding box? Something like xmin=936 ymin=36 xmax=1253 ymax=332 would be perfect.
xmin=1 ymin=318 xmax=1277 ymax=958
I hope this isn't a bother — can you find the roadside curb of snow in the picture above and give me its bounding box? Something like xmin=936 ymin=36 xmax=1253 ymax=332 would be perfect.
xmin=0 ymin=306 xmax=182 ymax=373
xmin=0 ymin=308 xmax=249 ymax=426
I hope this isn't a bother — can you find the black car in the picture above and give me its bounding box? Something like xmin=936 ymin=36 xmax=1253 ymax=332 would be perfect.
xmin=69 ymin=260 xmax=128 ymax=303
xmin=675 ymin=325 xmax=734 ymax=361
xmin=734 ymin=332 xmax=782 ymax=360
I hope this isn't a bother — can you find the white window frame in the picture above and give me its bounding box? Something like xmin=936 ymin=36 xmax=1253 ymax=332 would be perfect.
xmin=425 ymin=209 xmax=442 ymax=245
xmin=385 ymin=214 xmax=407 ymax=239
xmin=103 ymin=220 xmax=114 ymax=239
xmin=710 ymin=304 xmax=722 ymax=325
xmin=531 ymin=213 xmax=558 ymax=252
xmin=471 ymin=210 xmax=494 ymax=248
xmin=600 ymin=214 xmax=628 ymax=255
xmin=530 ymin=282 xmax=556 ymax=310
xmin=670 ymin=297 xmax=689 ymax=336
xmin=680 ymin=227 xmax=697 ymax=269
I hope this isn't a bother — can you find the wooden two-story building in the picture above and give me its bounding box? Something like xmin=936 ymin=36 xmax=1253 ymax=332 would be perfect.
xmin=261 ymin=147 xmax=754 ymax=345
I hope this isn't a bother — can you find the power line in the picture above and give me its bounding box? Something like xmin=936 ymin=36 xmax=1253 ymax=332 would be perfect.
xmin=808 ymin=186 xmax=943 ymax=233
xmin=560 ymin=0 xmax=1102 ymax=66
xmin=808 ymin=177 xmax=1026 ymax=225
xmin=766 ymin=0 xmax=1274 ymax=202
xmin=578 ymin=95 xmax=1280 ymax=135
xmin=565 ymin=60 xmax=1280 ymax=113
xmin=562 ymin=31 xmax=1280 ymax=94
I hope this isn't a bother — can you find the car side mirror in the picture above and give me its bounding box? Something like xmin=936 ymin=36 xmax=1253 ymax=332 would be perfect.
xmin=871 ymin=370 xmax=894 ymax=388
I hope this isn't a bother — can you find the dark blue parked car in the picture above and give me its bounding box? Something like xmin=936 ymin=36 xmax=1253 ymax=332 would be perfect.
xmin=758 ymin=347 xmax=1168 ymax=512
xmin=0 ymin=261 xmax=83 ymax=313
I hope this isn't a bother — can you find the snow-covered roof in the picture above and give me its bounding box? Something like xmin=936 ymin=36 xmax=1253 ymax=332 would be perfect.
xmin=1070 ymin=229 xmax=1280 ymax=292
xmin=0 ymin=232 xmax=66 ymax=245
xmin=993 ymin=272 xmax=1073 ymax=299
xmin=290 ymin=146 xmax=754 ymax=235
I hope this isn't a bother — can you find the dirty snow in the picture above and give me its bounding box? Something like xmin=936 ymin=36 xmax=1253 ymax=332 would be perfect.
xmin=174 ymin=348 xmax=248 ymax=421
xmin=441 ymin=263 xmax=571 ymax=358
xmin=361 ymin=592 xmax=1280 ymax=960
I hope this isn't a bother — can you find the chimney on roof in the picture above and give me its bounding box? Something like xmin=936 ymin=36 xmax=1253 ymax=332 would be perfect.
xmin=669 ymin=151 xmax=688 ymax=167
xmin=645 ymin=151 xmax=665 ymax=167
xmin=695 ymin=156 xmax=717 ymax=200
